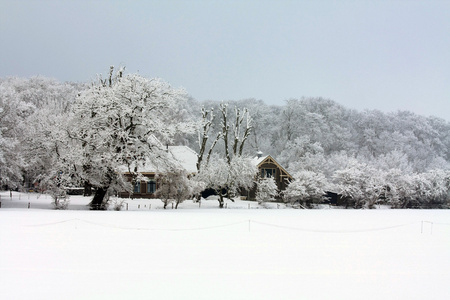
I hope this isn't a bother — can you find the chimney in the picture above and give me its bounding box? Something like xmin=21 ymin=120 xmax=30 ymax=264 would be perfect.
xmin=257 ymin=151 xmax=263 ymax=159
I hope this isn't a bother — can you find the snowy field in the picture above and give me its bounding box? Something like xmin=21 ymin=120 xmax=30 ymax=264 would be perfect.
xmin=1 ymin=192 xmax=450 ymax=300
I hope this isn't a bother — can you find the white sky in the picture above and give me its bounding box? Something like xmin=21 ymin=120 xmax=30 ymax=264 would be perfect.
xmin=1 ymin=0 xmax=449 ymax=120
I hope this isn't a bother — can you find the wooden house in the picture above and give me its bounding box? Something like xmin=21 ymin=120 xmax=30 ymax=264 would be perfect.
xmin=243 ymin=152 xmax=293 ymax=200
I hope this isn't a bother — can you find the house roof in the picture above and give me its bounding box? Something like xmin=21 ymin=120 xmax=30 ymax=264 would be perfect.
xmin=120 ymin=138 xmax=198 ymax=174
xmin=167 ymin=145 xmax=198 ymax=173
xmin=252 ymin=154 xmax=269 ymax=166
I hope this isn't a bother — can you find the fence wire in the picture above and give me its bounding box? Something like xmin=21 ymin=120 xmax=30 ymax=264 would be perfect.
xmin=22 ymin=218 xmax=447 ymax=234
xmin=249 ymin=220 xmax=420 ymax=233
xmin=26 ymin=218 xmax=249 ymax=231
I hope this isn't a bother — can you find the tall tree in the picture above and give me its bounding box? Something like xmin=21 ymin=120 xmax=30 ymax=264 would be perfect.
xmin=196 ymin=107 xmax=221 ymax=172
xmin=56 ymin=68 xmax=192 ymax=209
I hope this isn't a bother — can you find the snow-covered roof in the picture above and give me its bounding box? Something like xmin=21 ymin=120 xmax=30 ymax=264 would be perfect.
xmin=120 ymin=145 xmax=198 ymax=174
xmin=252 ymin=154 xmax=269 ymax=166
xmin=119 ymin=134 xmax=198 ymax=174
xmin=167 ymin=145 xmax=198 ymax=173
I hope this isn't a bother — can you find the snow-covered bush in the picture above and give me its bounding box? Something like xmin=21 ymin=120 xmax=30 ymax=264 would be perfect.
xmin=382 ymin=169 xmax=416 ymax=208
xmin=48 ymin=186 xmax=70 ymax=210
xmin=414 ymin=169 xmax=450 ymax=208
xmin=157 ymin=169 xmax=205 ymax=209
xmin=332 ymin=161 xmax=383 ymax=209
xmin=283 ymin=170 xmax=328 ymax=208
xmin=256 ymin=176 xmax=278 ymax=205
xmin=38 ymin=170 xmax=71 ymax=210
xmin=111 ymin=198 xmax=126 ymax=211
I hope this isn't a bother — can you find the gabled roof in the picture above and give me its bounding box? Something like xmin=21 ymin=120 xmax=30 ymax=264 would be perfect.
xmin=252 ymin=155 xmax=293 ymax=180
xmin=120 ymin=135 xmax=198 ymax=174
xmin=252 ymin=154 xmax=269 ymax=166
xmin=167 ymin=145 xmax=198 ymax=173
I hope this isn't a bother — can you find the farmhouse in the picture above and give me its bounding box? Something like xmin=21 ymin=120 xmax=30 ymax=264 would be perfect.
xmin=243 ymin=152 xmax=293 ymax=200
xmin=118 ymin=144 xmax=198 ymax=199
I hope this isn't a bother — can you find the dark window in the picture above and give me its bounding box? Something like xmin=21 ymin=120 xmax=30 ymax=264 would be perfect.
xmin=133 ymin=182 xmax=141 ymax=193
xmin=261 ymin=168 xmax=275 ymax=178
xmin=147 ymin=180 xmax=156 ymax=194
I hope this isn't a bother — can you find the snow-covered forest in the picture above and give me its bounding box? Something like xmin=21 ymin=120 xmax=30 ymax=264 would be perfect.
xmin=1 ymin=69 xmax=449 ymax=209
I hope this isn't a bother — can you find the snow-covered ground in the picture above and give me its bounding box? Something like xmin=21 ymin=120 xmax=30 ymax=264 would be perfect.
xmin=1 ymin=192 xmax=449 ymax=300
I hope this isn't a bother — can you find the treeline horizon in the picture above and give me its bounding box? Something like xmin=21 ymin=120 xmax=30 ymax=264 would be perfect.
xmin=1 ymin=74 xmax=449 ymax=208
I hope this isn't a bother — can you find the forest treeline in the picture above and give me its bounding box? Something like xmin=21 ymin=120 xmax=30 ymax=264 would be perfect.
xmin=1 ymin=75 xmax=449 ymax=208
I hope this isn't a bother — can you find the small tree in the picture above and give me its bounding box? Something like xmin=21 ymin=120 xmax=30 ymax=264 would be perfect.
xmin=156 ymin=169 xmax=204 ymax=209
xmin=195 ymin=154 xmax=256 ymax=208
xmin=256 ymin=176 xmax=278 ymax=205
xmin=41 ymin=171 xmax=70 ymax=210
xmin=283 ymin=170 xmax=327 ymax=208
xmin=332 ymin=162 xmax=383 ymax=209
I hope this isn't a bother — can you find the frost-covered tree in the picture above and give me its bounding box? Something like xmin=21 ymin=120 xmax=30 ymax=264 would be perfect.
xmin=256 ymin=176 xmax=278 ymax=204
xmin=219 ymin=102 xmax=252 ymax=163
xmin=0 ymin=83 xmax=31 ymax=188
xmin=193 ymin=102 xmax=256 ymax=208
xmin=156 ymin=168 xmax=205 ymax=209
xmin=196 ymin=107 xmax=221 ymax=172
xmin=196 ymin=154 xmax=256 ymax=208
xmin=56 ymin=67 xmax=192 ymax=209
xmin=278 ymin=136 xmax=326 ymax=172
xmin=414 ymin=169 xmax=450 ymax=208
xmin=43 ymin=171 xmax=70 ymax=210
xmin=382 ymin=169 xmax=416 ymax=208
xmin=283 ymin=171 xmax=328 ymax=207
xmin=332 ymin=161 xmax=383 ymax=208
xmin=0 ymin=76 xmax=80 ymax=190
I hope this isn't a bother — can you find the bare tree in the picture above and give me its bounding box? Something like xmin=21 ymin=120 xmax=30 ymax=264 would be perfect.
xmin=219 ymin=103 xmax=252 ymax=164
xmin=196 ymin=107 xmax=221 ymax=172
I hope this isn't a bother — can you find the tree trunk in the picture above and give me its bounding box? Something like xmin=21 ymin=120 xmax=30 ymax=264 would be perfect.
xmin=90 ymin=187 xmax=108 ymax=210
xmin=218 ymin=194 xmax=224 ymax=208
xmin=83 ymin=182 xmax=92 ymax=196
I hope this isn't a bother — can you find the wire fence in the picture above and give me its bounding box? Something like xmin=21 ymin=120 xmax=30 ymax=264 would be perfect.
xmin=23 ymin=217 xmax=450 ymax=234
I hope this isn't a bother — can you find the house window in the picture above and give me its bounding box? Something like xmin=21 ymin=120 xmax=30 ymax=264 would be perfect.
xmin=133 ymin=181 xmax=141 ymax=193
xmin=147 ymin=180 xmax=156 ymax=194
xmin=261 ymin=168 xmax=275 ymax=178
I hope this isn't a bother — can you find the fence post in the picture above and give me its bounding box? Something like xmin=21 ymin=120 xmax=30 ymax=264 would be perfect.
xmin=28 ymin=202 xmax=30 ymax=209
xmin=0 ymin=201 xmax=2 ymax=208
xmin=126 ymin=203 xmax=129 ymax=211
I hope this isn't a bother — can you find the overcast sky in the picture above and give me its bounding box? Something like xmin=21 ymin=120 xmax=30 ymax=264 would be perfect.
xmin=1 ymin=0 xmax=449 ymax=120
